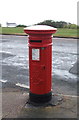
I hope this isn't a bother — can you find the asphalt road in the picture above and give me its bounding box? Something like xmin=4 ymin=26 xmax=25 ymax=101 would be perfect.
xmin=0 ymin=35 xmax=78 ymax=96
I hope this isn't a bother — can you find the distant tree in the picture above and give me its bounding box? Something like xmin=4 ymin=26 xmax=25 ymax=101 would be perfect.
xmin=64 ymin=24 xmax=78 ymax=29
xmin=0 ymin=23 xmax=1 ymax=27
xmin=37 ymin=20 xmax=68 ymax=28
xmin=37 ymin=20 xmax=53 ymax=26
xmin=69 ymin=24 xmax=77 ymax=29
xmin=17 ymin=24 xmax=27 ymax=27
xmin=37 ymin=20 xmax=79 ymax=29
xmin=77 ymin=25 xmax=79 ymax=29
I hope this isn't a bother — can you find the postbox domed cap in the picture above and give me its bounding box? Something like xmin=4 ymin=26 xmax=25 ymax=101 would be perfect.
xmin=24 ymin=25 xmax=57 ymax=35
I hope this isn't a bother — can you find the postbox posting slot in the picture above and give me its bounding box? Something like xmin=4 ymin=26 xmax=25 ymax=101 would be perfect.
xmin=30 ymin=40 xmax=42 ymax=43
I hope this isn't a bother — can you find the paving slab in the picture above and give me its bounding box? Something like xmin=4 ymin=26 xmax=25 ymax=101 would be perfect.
xmin=2 ymin=88 xmax=27 ymax=118
xmin=2 ymin=87 xmax=78 ymax=119
xmin=19 ymin=94 xmax=77 ymax=118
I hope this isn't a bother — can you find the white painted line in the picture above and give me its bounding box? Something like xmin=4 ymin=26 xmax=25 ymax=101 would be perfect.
xmin=15 ymin=83 xmax=78 ymax=98
xmin=0 ymin=79 xmax=7 ymax=83
xmin=0 ymin=79 xmax=78 ymax=98
xmin=56 ymin=93 xmax=78 ymax=98
xmin=16 ymin=83 xmax=29 ymax=89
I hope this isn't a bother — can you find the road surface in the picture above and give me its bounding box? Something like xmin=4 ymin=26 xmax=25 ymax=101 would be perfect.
xmin=0 ymin=35 xmax=78 ymax=96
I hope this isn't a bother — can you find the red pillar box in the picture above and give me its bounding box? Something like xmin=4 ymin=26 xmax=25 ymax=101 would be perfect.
xmin=24 ymin=25 xmax=57 ymax=103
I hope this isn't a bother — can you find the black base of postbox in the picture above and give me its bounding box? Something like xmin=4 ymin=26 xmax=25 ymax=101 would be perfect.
xmin=29 ymin=91 xmax=52 ymax=103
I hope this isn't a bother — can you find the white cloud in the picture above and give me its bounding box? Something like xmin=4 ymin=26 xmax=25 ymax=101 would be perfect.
xmin=0 ymin=0 xmax=78 ymax=26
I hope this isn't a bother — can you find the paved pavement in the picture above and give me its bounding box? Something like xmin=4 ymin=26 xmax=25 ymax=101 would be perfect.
xmin=0 ymin=35 xmax=79 ymax=119
xmin=2 ymin=87 xmax=78 ymax=118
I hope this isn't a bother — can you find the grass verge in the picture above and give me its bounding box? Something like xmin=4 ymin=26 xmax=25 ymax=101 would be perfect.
xmin=0 ymin=27 xmax=79 ymax=38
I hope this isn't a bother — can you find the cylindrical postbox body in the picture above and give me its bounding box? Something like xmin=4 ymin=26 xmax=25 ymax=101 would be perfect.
xmin=24 ymin=25 xmax=57 ymax=103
